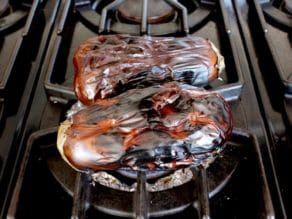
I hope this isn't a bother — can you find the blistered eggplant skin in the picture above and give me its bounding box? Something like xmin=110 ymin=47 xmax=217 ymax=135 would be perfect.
xmin=73 ymin=35 xmax=224 ymax=106
xmin=58 ymin=83 xmax=232 ymax=172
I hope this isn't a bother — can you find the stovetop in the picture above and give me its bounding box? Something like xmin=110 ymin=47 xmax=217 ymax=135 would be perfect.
xmin=0 ymin=0 xmax=291 ymax=218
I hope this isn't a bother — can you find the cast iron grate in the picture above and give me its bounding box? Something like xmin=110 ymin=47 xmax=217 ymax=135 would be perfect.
xmin=0 ymin=0 xmax=29 ymax=90
xmin=43 ymin=0 xmax=243 ymax=105
xmin=6 ymin=128 xmax=275 ymax=219
xmin=0 ymin=0 xmax=42 ymax=123
xmin=260 ymin=0 xmax=292 ymax=29
xmin=0 ymin=0 xmax=285 ymax=218
xmin=0 ymin=1 xmax=62 ymax=216
xmin=256 ymin=0 xmax=292 ymax=95
xmin=231 ymin=1 xmax=292 ymax=217
xmin=0 ymin=0 xmax=27 ymax=32
xmin=0 ymin=0 xmax=44 ymax=184
xmin=75 ymin=0 xmax=214 ymax=35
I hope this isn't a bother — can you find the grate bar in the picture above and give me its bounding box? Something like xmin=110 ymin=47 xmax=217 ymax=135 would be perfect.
xmin=191 ymin=167 xmax=211 ymax=219
xmin=99 ymin=0 xmax=125 ymax=33
xmin=165 ymin=0 xmax=189 ymax=34
xmin=141 ymin=0 xmax=148 ymax=34
xmin=71 ymin=173 xmax=92 ymax=219
xmin=134 ymin=171 xmax=149 ymax=219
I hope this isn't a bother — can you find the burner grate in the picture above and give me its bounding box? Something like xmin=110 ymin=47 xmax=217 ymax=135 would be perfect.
xmin=0 ymin=2 xmax=27 ymax=33
xmin=253 ymin=0 xmax=292 ymax=95
xmin=44 ymin=0 xmax=243 ymax=107
xmin=0 ymin=0 xmax=42 ymax=128
xmin=6 ymin=128 xmax=275 ymax=219
xmin=261 ymin=0 xmax=292 ymax=29
xmin=75 ymin=0 xmax=213 ymax=35
xmin=232 ymin=0 xmax=292 ymax=217
xmin=0 ymin=0 xmax=287 ymax=218
xmin=0 ymin=0 xmax=43 ymax=174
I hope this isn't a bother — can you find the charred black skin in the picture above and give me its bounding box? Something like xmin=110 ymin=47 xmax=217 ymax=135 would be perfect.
xmin=120 ymin=143 xmax=220 ymax=170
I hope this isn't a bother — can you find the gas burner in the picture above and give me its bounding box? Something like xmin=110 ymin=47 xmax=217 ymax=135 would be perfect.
xmin=260 ymin=0 xmax=292 ymax=29
xmin=45 ymin=135 xmax=240 ymax=217
xmin=76 ymin=0 xmax=214 ymax=35
xmin=91 ymin=169 xmax=193 ymax=192
xmin=118 ymin=0 xmax=175 ymax=24
xmin=0 ymin=1 xmax=27 ymax=33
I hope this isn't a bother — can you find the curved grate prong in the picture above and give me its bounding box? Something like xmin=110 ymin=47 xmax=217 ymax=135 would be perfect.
xmin=99 ymin=0 xmax=125 ymax=33
xmin=165 ymin=0 xmax=189 ymax=34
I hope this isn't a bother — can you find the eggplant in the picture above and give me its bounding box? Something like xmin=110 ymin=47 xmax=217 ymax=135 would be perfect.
xmin=57 ymin=83 xmax=232 ymax=172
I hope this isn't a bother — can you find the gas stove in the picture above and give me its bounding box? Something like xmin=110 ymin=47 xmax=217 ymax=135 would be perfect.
xmin=0 ymin=0 xmax=291 ymax=218
xmin=0 ymin=0 xmax=44 ymax=198
xmin=0 ymin=0 xmax=38 ymax=123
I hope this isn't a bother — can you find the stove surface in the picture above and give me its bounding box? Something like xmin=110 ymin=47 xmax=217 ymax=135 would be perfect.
xmin=0 ymin=0 xmax=291 ymax=218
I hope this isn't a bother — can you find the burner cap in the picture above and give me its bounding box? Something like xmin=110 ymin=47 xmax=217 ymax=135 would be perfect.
xmin=118 ymin=0 xmax=175 ymax=24
xmin=0 ymin=0 xmax=9 ymax=16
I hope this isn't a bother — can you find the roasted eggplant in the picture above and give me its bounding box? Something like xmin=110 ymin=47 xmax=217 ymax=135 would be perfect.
xmin=73 ymin=35 xmax=224 ymax=106
xmin=57 ymin=83 xmax=232 ymax=172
